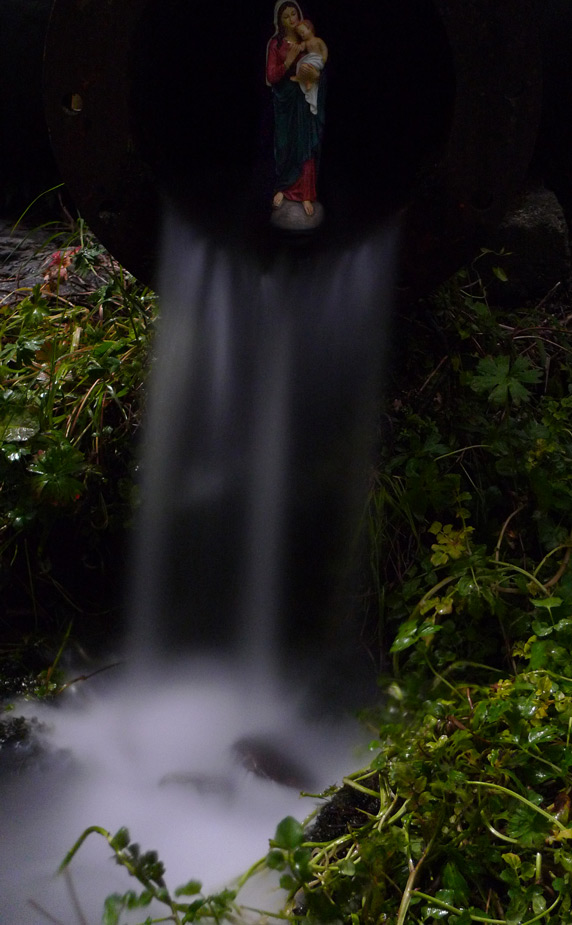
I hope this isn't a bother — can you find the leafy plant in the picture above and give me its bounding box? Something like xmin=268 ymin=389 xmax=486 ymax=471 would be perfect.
xmin=0 ymin=211 xmax=157 ymax=646
xmin=471 ymin=355 xmax=542 ymax=406
xmin=60 ymin=826 xmax=240 ymax=925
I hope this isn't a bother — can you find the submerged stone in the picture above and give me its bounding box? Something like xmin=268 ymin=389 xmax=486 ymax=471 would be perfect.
xmin=231 ymin=734 xmax=314 ymax=790
xmin=159 ymin=771 xmax=234 ymax=797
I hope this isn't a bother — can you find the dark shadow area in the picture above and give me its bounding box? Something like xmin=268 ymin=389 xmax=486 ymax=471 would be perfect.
xmin=0 ymin=0 xmax=60 ymax=211
xmin=531 ymin=0 xmax=572 ymax=231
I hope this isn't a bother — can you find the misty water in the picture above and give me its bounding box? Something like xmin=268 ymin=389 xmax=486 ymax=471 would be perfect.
xmin=0 ymin=209 xmax=396 ymax=924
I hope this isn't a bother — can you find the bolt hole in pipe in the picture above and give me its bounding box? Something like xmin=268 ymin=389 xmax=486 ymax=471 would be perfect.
xmin=62 ymin=92 xmax=83 ymax=114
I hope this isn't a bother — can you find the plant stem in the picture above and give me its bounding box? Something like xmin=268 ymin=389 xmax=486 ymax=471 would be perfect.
xmin=341 ymin=776 xmax=381 ymax=798
xmin=58 ymin=825 xmax=111 ymax=872
xmin=410 ymin=891 xmax=504 ymax=923
xmin=495 ymin=504 xmax=525 ymax=562
xmin=467 ymin=781 xmax=568 ymax=831
xmin=493 ymin=560 xmax=550 ymax=596
xmin=395 ymin=819 xmax=440 ymax=925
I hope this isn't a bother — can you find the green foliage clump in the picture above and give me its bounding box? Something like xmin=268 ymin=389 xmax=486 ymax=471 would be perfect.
xmin=265 ymin=596 xmax=572 ymax=924
xmin=0 ymin=217 xmax=157 ymax=644
xmin=368 ymin=256 xmax=572 ymax=664
xmin=60 ymin=826 xmax=239 ymax=925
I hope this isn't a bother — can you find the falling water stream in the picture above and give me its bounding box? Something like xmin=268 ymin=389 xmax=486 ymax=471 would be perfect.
xmin=0 ymin=208 xmax=396 ymax=924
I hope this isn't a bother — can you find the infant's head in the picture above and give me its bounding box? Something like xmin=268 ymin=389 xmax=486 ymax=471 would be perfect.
xmin=296 ymin=20 xmax=315 ymax=40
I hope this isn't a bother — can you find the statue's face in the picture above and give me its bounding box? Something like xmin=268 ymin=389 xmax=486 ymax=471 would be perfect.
xmin=281 ymin=6 xmax=300 ymax=30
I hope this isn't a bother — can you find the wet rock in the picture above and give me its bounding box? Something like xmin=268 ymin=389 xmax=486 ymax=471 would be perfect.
xmin=0 ymin=218 xmax=53 ymax=300
xmin=485 ymin=186 xmax=571 ymax=304
xmin=307 ymin=773 xmax=381 ymax=842
xmin=0 ymin=715 xmax=29 ymax=747
xmin=0 ymin=715 xmax=47 ymax=775
xmin=231 ymin=735 xmax=314 ymax=789
xmin=159 ymin=771 xmax=234 ymax=797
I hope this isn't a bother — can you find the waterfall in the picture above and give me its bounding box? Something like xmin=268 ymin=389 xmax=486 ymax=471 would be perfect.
xmin=132 ymin=205 xmax=397 ymax=700
xmin=0 ymin=210 xmax=397 ymax=924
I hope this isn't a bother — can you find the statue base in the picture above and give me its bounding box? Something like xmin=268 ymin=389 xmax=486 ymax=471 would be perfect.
xmin=270 ymin=199 xmax=325 ymax=234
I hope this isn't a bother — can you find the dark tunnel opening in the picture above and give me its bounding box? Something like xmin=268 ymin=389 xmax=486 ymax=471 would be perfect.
xmin=130 ymin=0 xmax=455 ymax=246
xmin=42 ymin=0 xmax=542 ymax=286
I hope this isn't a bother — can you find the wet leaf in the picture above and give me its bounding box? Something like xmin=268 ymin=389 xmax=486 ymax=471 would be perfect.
xmin=528 ymin=641 xmax=549 ymax=670
xmin=273 ymin=816 xmax=304 ymax=850
xmin=528 ymin=725 xmax=559 ymax=745
xmin=266 ymin=849 xmax=286 ymax=870
xmin=531 ymin=620 xmax=553 ymax=637
xmin=502 ymin=853 xmax=521 ymax=870
xmin=102 ymin=894 xmax=122 ymax=925
xmin=175 ymin=880 xmax=202 ymax=897
xmin=292 ymin=846 xmax=313 ymax=881
xmin=2 ymin=423 xmax=38 ymax=443
xmin=279 ymin=874 xmax=298 ymax=892
xmin=390 ymin=619 xmax=421 ymax=652
xmin=532 ymin=597 xmax=563 ymax=610
xmin=532 ymin=891 xmax=546 ymax=915
xmin=506 ymin=804 xmax=551 ymax=848
xmin=471 ymin=355 xmax=542 ymax=405
xmin=422 ymin=904 xmax=449 ymax=919
xmin=110 ymin=827 xmax=130 ymax=851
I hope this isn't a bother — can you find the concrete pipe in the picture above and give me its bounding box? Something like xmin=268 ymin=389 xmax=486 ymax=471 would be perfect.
xmin=42 ymin=0 xmax=542 ymax=291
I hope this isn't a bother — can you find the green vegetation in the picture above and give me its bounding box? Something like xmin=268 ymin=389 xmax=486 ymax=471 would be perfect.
xmin=4 ymin=229 xmax=572 ymax=923
xmin=59 ymin=825 xmax=242 ymax=925
xmin=0 ymin=214 xmax=157 ymax=670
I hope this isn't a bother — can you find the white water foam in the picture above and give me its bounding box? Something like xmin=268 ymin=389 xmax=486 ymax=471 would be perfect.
xmin=0 ymin=661 xmax=367 ymax=924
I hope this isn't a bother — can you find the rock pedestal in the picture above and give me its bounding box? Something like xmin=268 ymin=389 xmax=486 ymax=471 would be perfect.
xmin=269 ymin=199 xmax=325 ymax=234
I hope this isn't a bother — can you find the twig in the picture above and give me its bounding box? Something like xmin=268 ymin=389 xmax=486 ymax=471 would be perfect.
xmin=396 ymin=820 xmax=441 ymax=925
xmin=27 ymin=900 xmax=66 ymax=925
xmin=58 ymin=660 xmax=123 ymax=694
xmin=417 ymin=355 xmax=448 ymax=395
xmin=494 ymin=504 xmax=525 ymax=562
xmin=535 ymin=281 xmax=561 ymax=312
xmin=545 ymin=545 xmax=572 ymax=588
xmin=64 ymin=867 xmax=89 ymax=925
